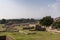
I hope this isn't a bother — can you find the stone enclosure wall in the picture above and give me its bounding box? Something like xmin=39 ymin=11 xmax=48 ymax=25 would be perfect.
xmin=0 ymin=36 xmax=14 ymax=40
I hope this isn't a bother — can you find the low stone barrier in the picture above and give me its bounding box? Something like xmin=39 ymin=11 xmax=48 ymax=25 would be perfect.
xmin=0 ymin=36 xmax=14 ymax=40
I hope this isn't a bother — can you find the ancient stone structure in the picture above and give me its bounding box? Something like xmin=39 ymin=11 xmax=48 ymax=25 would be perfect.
xmin=0 ymin=36 xmax=14 ymax=40
xmin=35 ymin=25 xmax=46 ymax=31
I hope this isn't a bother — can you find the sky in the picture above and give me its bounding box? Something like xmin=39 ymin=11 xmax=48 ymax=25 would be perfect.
xmin=0 ymin=0 xmax=60 ymax=19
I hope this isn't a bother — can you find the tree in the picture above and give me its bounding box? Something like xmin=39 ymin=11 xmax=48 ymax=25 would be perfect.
xmin=1 ymin=19 xmax=6 ymax=24
xmin=52 ymin=21 xmax=60 ymax=29
xmin=39 ymin=16 xmax=53 ymax=27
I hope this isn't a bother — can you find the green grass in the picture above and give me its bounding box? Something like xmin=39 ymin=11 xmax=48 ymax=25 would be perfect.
xmin=0 ymin=24 xmax=6 ymax=31
xmin=0 ymin=24 xmax=60 ymax=40
xmin=0 ymin=31 xmax=60 ymax=40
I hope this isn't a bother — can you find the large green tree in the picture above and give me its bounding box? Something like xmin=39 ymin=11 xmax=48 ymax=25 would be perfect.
xmin=39 ymin=16 xmax=53 ymax=27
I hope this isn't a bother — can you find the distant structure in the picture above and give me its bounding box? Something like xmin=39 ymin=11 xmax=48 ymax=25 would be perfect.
xmin=3 ymin=21 xmax=19 ymax=32
xmin=54 ymin=17 xmax=60 ymax=22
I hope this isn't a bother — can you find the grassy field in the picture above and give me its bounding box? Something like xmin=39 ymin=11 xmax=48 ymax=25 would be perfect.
xmin=0 ymin=24 xmax=60 ymax=40
xmin=0 ymin=31 xmax=60 ymax=40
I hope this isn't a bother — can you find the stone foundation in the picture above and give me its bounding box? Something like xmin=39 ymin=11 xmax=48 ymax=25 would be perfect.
xmin=0 ymin=36 xmax=13 ymax=40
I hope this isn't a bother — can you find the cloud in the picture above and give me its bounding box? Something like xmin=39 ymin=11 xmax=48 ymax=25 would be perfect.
xmin=56 ymin=0 xmax=60 ymax=3
xmin=38 ymin=0 xmax=60 ymax=18
xmin=48 ymin=1 xmax=60 ymax=18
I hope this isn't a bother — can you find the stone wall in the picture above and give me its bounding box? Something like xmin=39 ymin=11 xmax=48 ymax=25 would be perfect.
xmin=0 ymin=36 xmax=14 ymax=40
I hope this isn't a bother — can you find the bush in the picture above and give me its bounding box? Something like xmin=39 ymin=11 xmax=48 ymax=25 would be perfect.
xmin=52 ymin=21 xmax=60 ymax=29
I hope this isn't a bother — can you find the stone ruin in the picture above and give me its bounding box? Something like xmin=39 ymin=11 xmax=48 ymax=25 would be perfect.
xmin=2 ymin=22 xmax=19 ymax=32
xmin=35 ymin=25 xmax=46 ymax=31
xmin=0 ymin=36 xmax=14 ymax=40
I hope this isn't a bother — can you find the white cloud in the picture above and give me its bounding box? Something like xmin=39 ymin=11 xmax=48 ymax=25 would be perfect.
xmin=48 ymin=2 xmax=60 ymax=18
xmin=38 ymin=0 xmax=60 ymax=18
xmin=56 ymin=0 xmax=60 ymax=3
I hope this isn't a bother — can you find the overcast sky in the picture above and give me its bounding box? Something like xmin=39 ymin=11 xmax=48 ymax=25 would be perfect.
xmin=0 ymin=0 xmax=60 ymax=19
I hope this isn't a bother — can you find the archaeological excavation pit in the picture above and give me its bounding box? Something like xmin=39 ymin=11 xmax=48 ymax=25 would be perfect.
xmin=0 ymin=36 xmax=14 ymax=40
